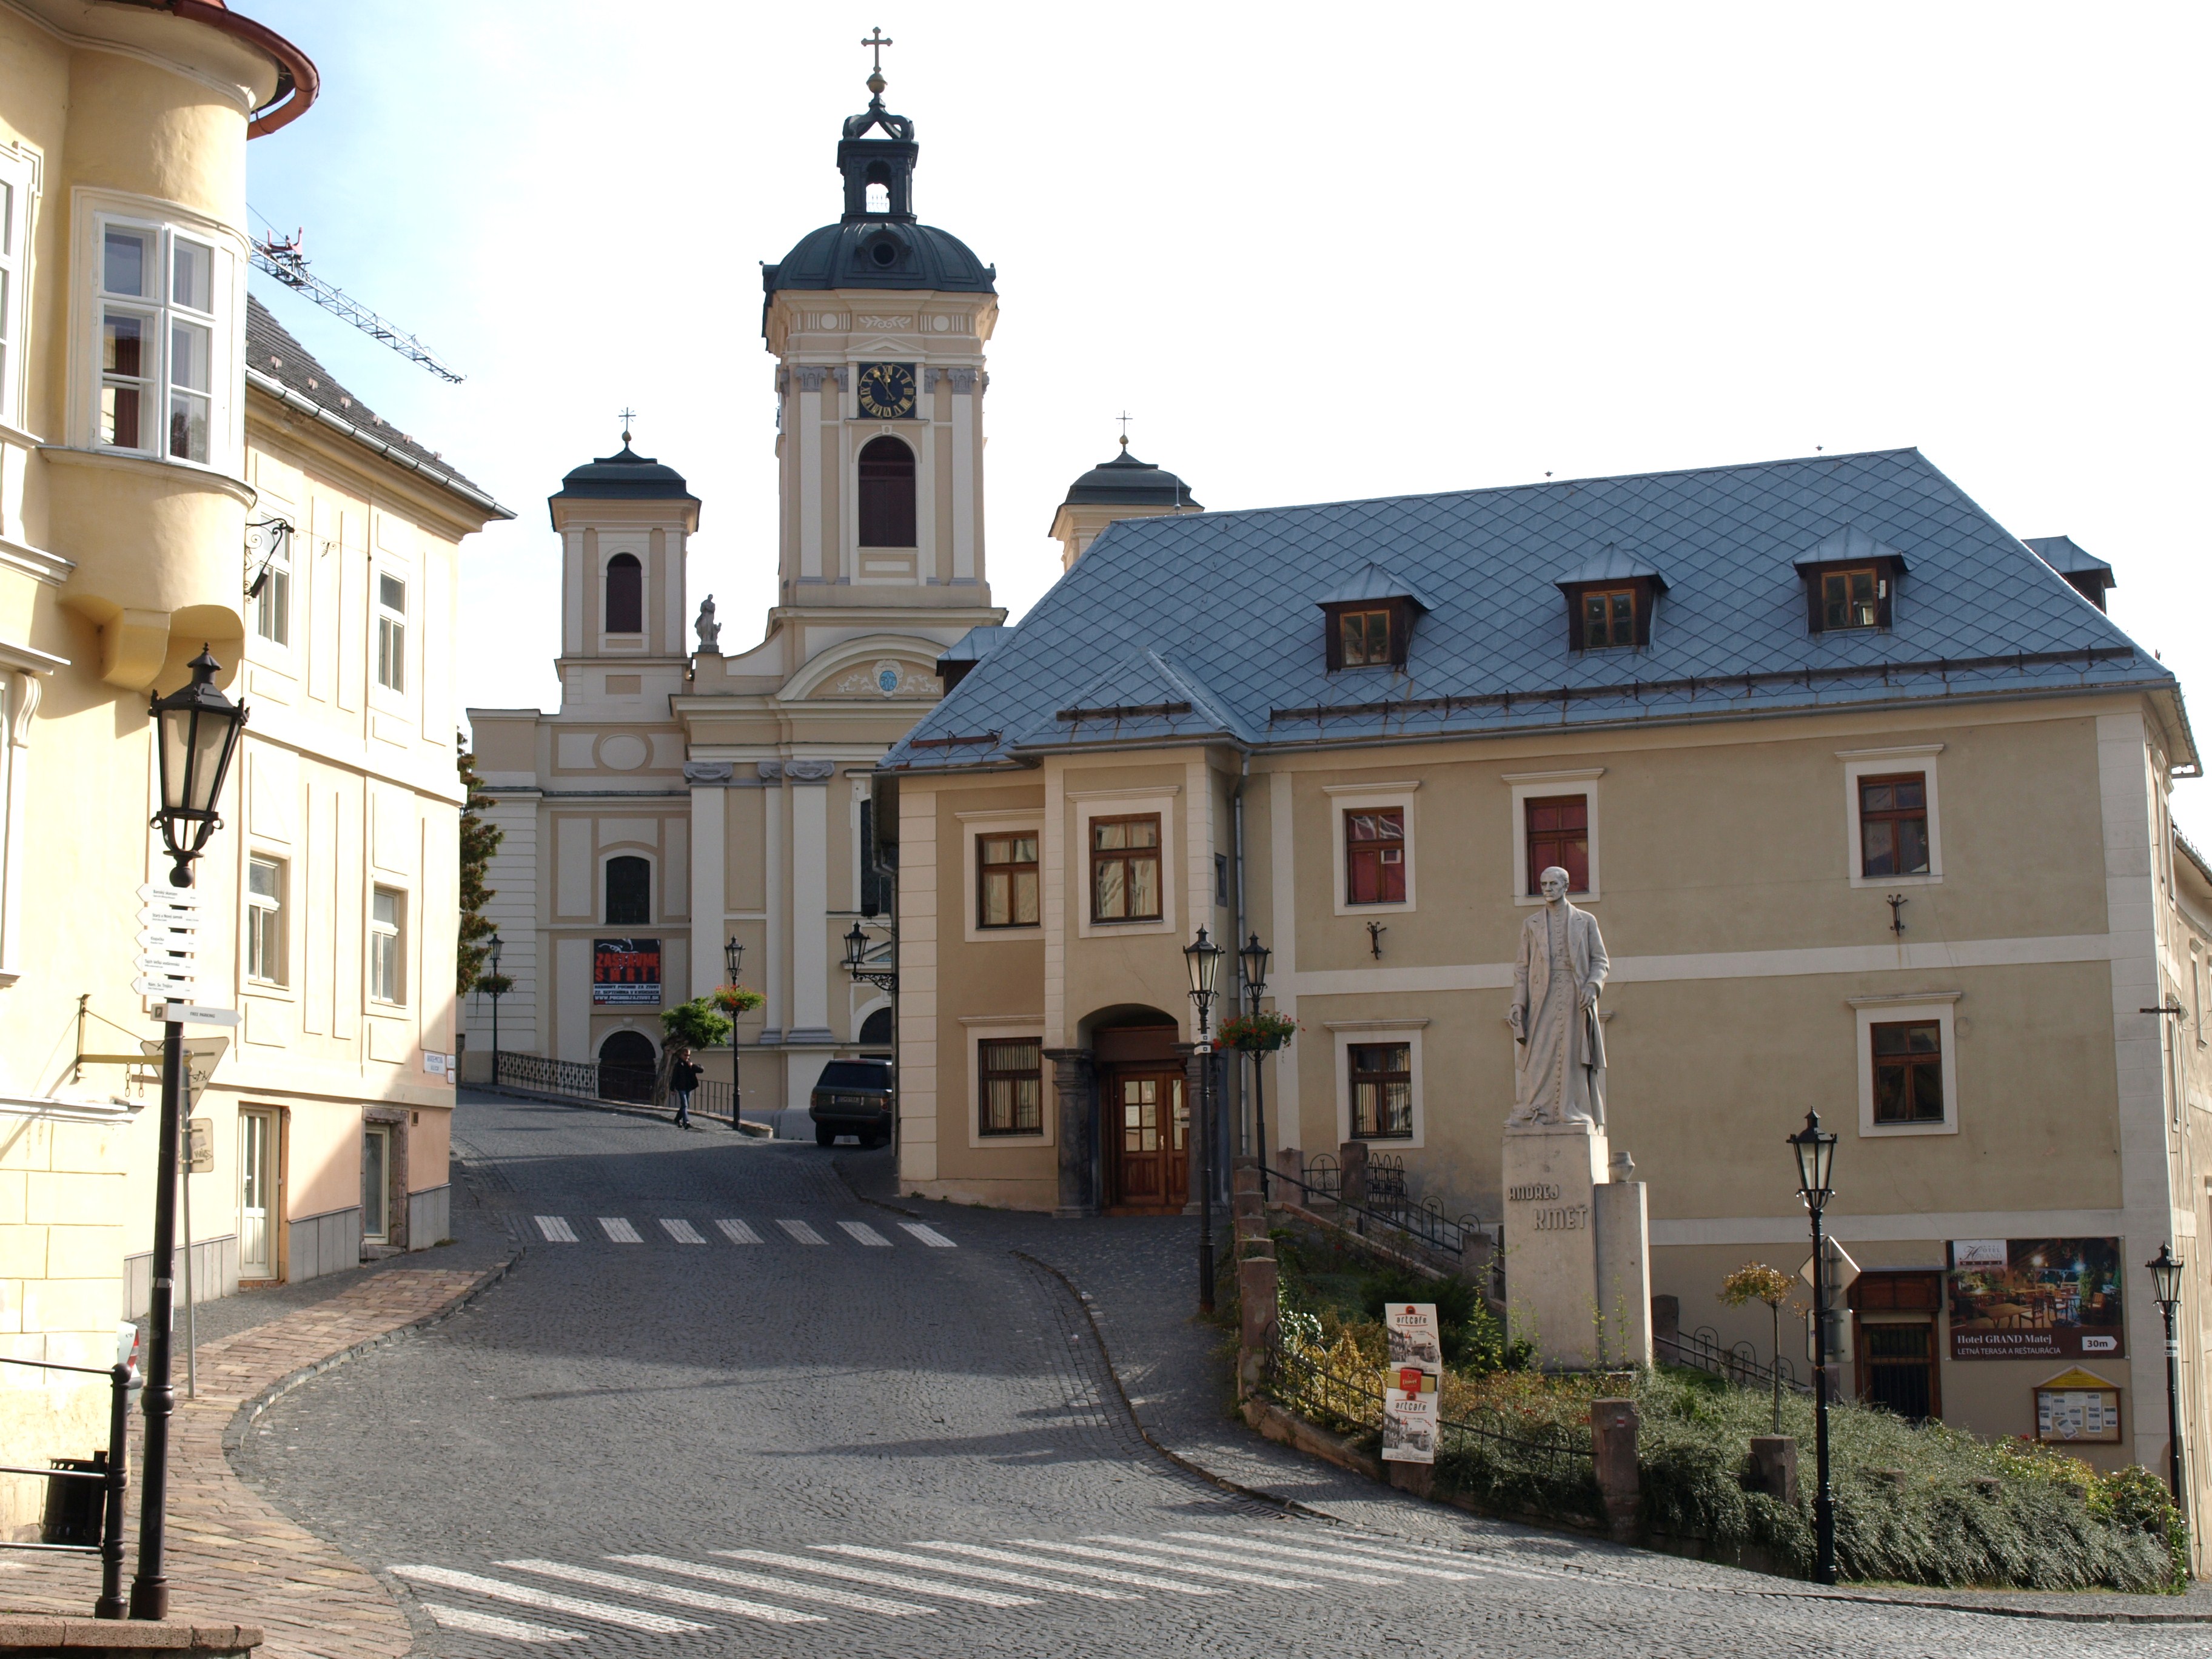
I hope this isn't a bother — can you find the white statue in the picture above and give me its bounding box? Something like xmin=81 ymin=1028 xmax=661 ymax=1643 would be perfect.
xmin=694 ymin=594 xmax=720 ymax=651
xmin=1507 ymin=865 xmax=1610 ymax=1128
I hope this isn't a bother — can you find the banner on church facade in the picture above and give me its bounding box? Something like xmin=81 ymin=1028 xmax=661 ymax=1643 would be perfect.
xmin=1946 ymin=1237 xmax=2125 ymax=1360
xmin=592 ymin=937 xmax=662 ymax=1005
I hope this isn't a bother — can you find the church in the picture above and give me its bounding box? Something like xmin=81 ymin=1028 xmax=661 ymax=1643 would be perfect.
xmin=461 ymin=65 xmax=1190 ymax=1123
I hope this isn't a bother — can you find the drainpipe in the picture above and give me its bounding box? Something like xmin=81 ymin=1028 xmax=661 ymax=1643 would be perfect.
xmin=1232 ymin=753 xmax=1250 ymax=1165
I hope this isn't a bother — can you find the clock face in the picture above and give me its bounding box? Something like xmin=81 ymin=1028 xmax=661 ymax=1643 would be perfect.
xmin=856 ymin=361 xmax=917 ymax=420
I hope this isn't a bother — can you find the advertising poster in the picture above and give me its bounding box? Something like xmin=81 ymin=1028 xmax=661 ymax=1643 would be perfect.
xmin=592 ymin=937 xmax=663 ymax=1005
xmin=1382 ymin=1302 xmax=1441 ymax=1465
xmin=1947 ymin=1238 xmax=2125 ymax=1361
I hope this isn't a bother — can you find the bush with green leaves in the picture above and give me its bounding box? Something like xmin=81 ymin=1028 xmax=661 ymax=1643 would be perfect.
xmin=659 ymin=997 xmax=734 ymax=1051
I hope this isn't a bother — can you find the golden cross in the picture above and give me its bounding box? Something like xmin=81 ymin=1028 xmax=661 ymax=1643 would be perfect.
xmin=1116 ymin=410 xmax=1132 ymax=449
xmin=860 ymin=27 xmax=893 ymax=74
xmin=618 ymin=406 xmax=636 ymax=443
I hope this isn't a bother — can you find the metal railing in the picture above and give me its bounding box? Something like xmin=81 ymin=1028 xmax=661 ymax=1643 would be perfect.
xmin=1657 ymin=1325 xmax=1811 ymax=1394
xmin=0 ymin=1355 xmax=130 ymax=1617
xmin=1274 ymin=1155 xmax=1490 ymax=1263
xmin=492 ymin=1051 xmax=742 ymax=1126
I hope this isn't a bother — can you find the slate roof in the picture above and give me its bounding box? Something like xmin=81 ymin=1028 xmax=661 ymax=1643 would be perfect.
xmin=883 ymin=447 xmax=2190 ymax=773
xmin=549 ymin=444 xmax=698 ymax=523
xmin=244 ymin=295 xmax=511 ymax=518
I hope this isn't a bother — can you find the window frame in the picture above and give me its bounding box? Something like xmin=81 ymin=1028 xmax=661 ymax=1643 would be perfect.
xmin=374 ymin=568 xmax=408 ymax=696
xmin=1851 ymin=994 xmax=1959 ymax=1139
xmin=1330 ymin=1021 xmax=1427 ymax=1148
xmin=961 ymin=811 xmax=1045 ymax=942
xmin=246 ymin=854 xmax=286 ymax=987
xmin=1855 ymin=771 xmax=1932 ymax=880
xmin=976 ymin=828 xmax=1040 ymax=931
xmin=603 ymin=853 xmax=653 ymax=927
xmin=1559 ymin=577 xmax=1660 ymax=652
xmin=369 ymin=883 xmax=406 ymax=1007
xmin=976 ymin=1034 xmax=1045 ymax=1139
xmin=965 ymin=1021 xmax=1051 ymax=1148
xmin=1803 ymin=557 xmax=1901 ymax=634
xmin=1072 ymin=791 xmax=1178 ymax=940
xmin=89 ymin=207 xmax=229 ymax=468
xmin=856 ymin=432 xmax=918 ymax=549
xmin=1088 ymin=813 xmax=1164 ymax=926
xmin=0 ymin=150 xmax=34 ymax=427
xmin=1505 ymin=769 xmax=1602 ymax=905
xmin=1839 ymin=745 xmax=1943 ymax=889
xmin=252 ymin=522 xmax=292 ymax=650
xmin=1321 ymin=598 xmax=1413 ymax=671
xmin=603 ymin=551 xmax=643 ymax=635
xmin=1326 ymin=783 xmax=1417 ymax=916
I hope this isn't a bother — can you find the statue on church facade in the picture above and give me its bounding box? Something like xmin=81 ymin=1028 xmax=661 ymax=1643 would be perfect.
xmin=1507 ymin=865 xmax=1610 ymax=1128
xmin=694 ymin=594 xmax=721 ymax=652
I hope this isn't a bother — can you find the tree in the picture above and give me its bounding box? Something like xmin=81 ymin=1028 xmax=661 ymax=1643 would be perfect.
xmin=457 ymin=737 xmax=503 ymax=996
xmin=1720 ymin=1261 xmax=1797 ymax=1433
xmin=660 ymin=997 xmax=734 ymax=1051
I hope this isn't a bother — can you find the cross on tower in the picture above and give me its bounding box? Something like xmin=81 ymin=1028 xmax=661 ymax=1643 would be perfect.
xmin=860 ymin=27 xmax=893 ymax=74
xmin=618 ymin=406 xmax=636 ymax=444
xmin=1116 ymin=410 xmax=1132 ymax=449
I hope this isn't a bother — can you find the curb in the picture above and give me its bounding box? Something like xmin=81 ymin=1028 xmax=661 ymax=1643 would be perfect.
xmin=468 ymin=1083 xmax=769 ymax=1136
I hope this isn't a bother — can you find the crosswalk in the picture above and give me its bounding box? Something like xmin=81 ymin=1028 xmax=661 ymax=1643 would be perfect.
xmin=529 ymin=1214 xmax=955 ymax=1250
xmin=396 ymin=1526 xmax=1529 ymax=1644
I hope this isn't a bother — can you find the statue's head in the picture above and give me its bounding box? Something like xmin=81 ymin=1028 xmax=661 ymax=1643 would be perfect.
xmin=1538 ymin=866 xmax=1572 ymax=903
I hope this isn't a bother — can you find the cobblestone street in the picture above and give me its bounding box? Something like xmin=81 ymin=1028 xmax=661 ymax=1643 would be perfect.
xmin=216 ymin=1093 xmax=2210 ymax=1657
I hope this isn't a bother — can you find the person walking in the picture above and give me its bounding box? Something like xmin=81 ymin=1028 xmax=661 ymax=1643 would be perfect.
xmin=669 ymin=1046 xmax=701 ymax=1130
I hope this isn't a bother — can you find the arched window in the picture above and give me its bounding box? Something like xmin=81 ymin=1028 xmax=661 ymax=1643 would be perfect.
xmin=605 ymin=855 xmax=651 ymax=924
xmin=857 ymin=436 xmax=916 ymax=548
xmin=598 ymin=1030 xmax=656 ymax=1103
xmin=605 ymin=553 xmax=642 ymax=633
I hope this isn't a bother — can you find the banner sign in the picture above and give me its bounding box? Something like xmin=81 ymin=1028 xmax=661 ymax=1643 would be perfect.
xmin=592 ymin=938 xmax=662 ymax=1005
xmin=1382 ymin=1301 xmax=1441 ymax=1464
xmin=1948 ymin=1238 xmax=2125 ymax=1361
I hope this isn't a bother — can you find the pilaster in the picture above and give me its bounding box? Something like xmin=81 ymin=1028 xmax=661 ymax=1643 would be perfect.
xmin=788 ymin=760 xmax=833 ymax=1041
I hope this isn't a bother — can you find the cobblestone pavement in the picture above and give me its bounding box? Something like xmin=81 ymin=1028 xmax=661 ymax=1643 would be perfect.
xmin=222 ymin=1093 xmax=2210 ymax=1657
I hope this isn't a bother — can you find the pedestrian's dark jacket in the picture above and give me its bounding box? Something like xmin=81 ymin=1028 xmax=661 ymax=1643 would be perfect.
xmin=670 ymin=1060 xmax=702 ymax=1092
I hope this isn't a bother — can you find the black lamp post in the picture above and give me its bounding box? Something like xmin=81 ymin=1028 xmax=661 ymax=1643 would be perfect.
xmin=1788 ymin=1107 xmax=1840 ymax=1587
xmin=484 ymin=932 xmax=504 ymax=1081
xmin=1184 ymin=926 xmax=1224 ymax=1315
xmin=724 ymin=936 xmax=745 ymax=1130
xmin=2150 ymin=1242 xmax=2186 ymax=1504
xmin=844 ymin=921 xmax=898 ymax=1148
xmin=1238 ymin=933 xmax=1271 ymax=1196
xmin=136 ymin=647 xmax=246 ymax=1621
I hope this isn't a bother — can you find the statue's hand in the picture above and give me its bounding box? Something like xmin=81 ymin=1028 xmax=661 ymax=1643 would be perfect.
xmin=1579 ymin=987 xmax=1599 ymax=1012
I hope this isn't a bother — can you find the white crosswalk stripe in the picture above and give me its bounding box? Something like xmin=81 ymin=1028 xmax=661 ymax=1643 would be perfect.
xmin=1312 ymin=1532 xmax=1564 ymax=1584
xmin=502 ymin=1558 xmax=822 ymax=1625
xmin=817 ymin=1544 xmax=1136 ymax=1600
xmin=1182 ymin=1530 xmax=1478 ymax=1578
xmin=1014 ymin=1539 xmax=1316 ymax=1587
xmin=837 ymin=1220 xmax=892 ymax=1247
xmin=597 ymin=1217 xmax=641 ymax=1244
xmin=533 ymin=1216 xmax=577 ymax=1243
xmin=898 ymin=1221 xmax=957 ymax=1247
xmin=391 ymin=1565 xmax=708 ymax=1633
xmin=609 ymin=1553 xmax=935 ymax=1617
xmin=1090 ymin=1533 xmax=1400 ymax=1584
xmin=716 ymin=1548 xmax=1035 ymax=1607
xmin=659 ymin=1219 xmax=706 ymax=1244
xmin=776 ymin=1219 xmax=827 ymax=1245
xmin=911 ymin=1541 xmax=1223 ymax=1595
xmin=714 ymin=1219 xmax=762 ymax=1244
xmin=419 ymin=1601 xmax=584 ymax=1642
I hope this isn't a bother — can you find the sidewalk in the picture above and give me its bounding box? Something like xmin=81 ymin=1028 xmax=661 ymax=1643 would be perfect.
xmin=1 ymin=1261 xmax=508 ymax=1659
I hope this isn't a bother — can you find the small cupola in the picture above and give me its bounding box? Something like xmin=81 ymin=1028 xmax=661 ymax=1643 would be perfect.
xmin=1795 ymin=526 xmax=1908 ymax=634
xmin=1313 ymin=564 xmax=1434 ymax=671
xmin=2025 ymin=535 xmax=2116 ymax=612
xmin=1555 ymin=546 xmax=1667 ymax=652
xmin=838 ymin=65 xmax=918 ymax=223
xmin=1048 ymin=432 xmax=1201 ymax=570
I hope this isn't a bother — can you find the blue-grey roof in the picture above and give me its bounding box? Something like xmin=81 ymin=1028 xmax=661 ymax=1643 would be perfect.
xmin=1556 ymin=545 xmax=1668 ymax=591
xmin=936 ymin=625 xmax=1012 ymax=667
xmin=1313 ymin=563 xmax=1436 ymax=610
xmin=1793 ymin=524 xmax=1909 ymax=573
xmin=2026 ymin=535 xmax=2114 ymax=581
xmin=883 ymin=448 xmax=2186 ymax=771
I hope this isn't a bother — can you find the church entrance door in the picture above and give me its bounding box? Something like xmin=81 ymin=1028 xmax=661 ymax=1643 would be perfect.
xmin=1107 ymin=1069 xmax=1187 ymax=1212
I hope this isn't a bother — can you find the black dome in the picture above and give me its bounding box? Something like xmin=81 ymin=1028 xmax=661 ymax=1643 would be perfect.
xmin=1059 ymin=446 xmax=1201 ymax=514
xmin=764 ymin=220 xmax=996 ymax=301
xmin=548 ymin=444 xmax=698 ymax=526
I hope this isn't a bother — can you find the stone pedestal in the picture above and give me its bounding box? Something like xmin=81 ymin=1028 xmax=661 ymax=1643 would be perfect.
xmin=1503 ymin=1122 xmax=1652 ymax=1370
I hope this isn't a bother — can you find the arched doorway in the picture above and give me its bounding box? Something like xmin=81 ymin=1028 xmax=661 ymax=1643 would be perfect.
xmin=858 ymin=1006 xmax=892 ymax=1056
xmin=598 ymin=1030 xmax=657 ymax=1103
xmin=1085 ymin=1008 xmax=1185 ymax=1213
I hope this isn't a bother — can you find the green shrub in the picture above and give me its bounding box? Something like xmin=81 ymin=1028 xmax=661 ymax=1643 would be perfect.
xmin=659 ymin=997 xmax=734 ymax=1050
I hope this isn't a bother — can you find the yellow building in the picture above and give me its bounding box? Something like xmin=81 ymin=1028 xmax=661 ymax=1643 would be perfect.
xmin=0 ymin=2 xmax=508 ymax=1541
xmin=880 ymin=448 xmax=2212 ymax=1537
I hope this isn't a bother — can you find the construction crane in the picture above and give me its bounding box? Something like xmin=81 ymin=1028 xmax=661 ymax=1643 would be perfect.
xmin=249 ymin=232 xmax=463 ymax=383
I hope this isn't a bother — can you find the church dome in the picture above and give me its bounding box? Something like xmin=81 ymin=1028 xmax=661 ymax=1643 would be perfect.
xmin=547 ymin=442 xmax=699 ymax=526
xmin=1057 ymin=444 xmax=1201 ymax=514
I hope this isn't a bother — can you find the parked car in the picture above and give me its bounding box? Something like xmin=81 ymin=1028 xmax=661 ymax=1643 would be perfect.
xmin=808 ymin=1059 xmax=894 ymax=1147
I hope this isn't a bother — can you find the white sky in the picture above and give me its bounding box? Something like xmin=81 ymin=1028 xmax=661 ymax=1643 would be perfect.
xmin=240 ymin=2 xmax=2212 ymax=833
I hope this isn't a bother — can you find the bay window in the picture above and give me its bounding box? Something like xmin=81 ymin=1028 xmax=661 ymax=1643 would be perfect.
xmin=97 ymin=217 xmax=223 ymax=464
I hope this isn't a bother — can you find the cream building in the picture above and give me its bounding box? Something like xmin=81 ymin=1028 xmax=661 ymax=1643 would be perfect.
xmin=465 ymin=74 xmax=1002 ymax=1119
xmin=879 ymin=446 xmax=2212 ymax=1533
xmin=0 ymin=2 xmax=508 ymax=1541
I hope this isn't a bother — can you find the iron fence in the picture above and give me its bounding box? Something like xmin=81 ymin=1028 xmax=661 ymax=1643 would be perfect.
xmin=1657 ymin=1324 xmax=1811 ymax=1394
xmin=1275 ymin=1155 xmax=1490 ymax=1264
xmin=492 ymin=1051 xmax=742 ymax=1125
xmin=0 ymin=1353 xmax=130 ymax=1616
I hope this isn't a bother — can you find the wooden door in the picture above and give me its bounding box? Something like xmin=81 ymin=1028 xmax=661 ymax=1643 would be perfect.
xmin=1109 ymin=1070 xmax=1188 ymax=1210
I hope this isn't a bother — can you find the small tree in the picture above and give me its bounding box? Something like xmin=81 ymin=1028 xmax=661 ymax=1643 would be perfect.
xmin=1720 ymin=1261 xmax=1797 ymax=1433
xmin=660 ymin=997 xmax=734 ymax=1051
xmin=457 ymin=738 xmax=503 ymax=996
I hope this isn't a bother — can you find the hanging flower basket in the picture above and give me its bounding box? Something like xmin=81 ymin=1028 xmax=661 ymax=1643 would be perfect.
xmin=1218 ymin=1010 xmax=1299 ymax=1053
xmin=711 ymin=984 xmax=765 ymax=1015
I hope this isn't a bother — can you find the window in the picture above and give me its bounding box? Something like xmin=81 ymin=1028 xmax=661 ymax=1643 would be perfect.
xmin=1581 ymin=588 xmax=1637 ymax=650
xmin=0 ymin=177 xmax=20 ymax=420
xmin=361 ymin=1124 xmax=392 ymax=1244
xmin=253 ymin=531 xmax=290 ymax=647
xmin=247 ymin=857 xmax=284 ymax=984
xmin=2194 ymin=951 xmax=2206 ymax=1048
xmin=1858 ymin=773 xmax=1929 ymax=877
xmin=375 ymin=574 xmax=406 ymax=694
xmin=1822 ymin=567 xmax=1880 ymax=631
xmin=978 ymin=1037 xmax=1043 ymax=1136
xmin=1090 ymin=814 xmax=1162 ymax=922
xmin=370 ymin=886 xmax=403 ymax=1004
xmin=857 ymin=435 xmax=916 ymax=547
xmin=977 ymin=831 xmax=1038 ymax=928
xmin=859 ymin=798 xmax=892 ymax=917
xmin=1526 ymin=795 xmax=1589 ymax=894
xmin=1339 ymin=608 xmax=1392 ymax=666
xmin=605 ymin=855 xmax=651 ymax=925
xmin=1871 ymin=1021 xmax=1943 ymax=1124
xmin=1349 ymin=1043 xmax=1413 ymax=1139
xmin=98 ymin=219 xmax=220 ymax=463
xmin=1344 ymin=809 xmax=1405 ymax=905
xmin=605 ymin=553 xmax=642 ymax=633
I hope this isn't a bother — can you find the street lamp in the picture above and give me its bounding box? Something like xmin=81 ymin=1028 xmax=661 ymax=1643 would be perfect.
xmin=1238 ymin=932 xmax=1271 ymax=1196
xmin=2149 ymin=1242 xmax=2186 ymax=1503
xmin=724 ymin=937 xmax=745 ymax=1131
xmin=1788 ymin=1107 xmax=1840 ymax=1587
xmin=844 ymin=920 xmax=899 ymax=1150
xmin=136 ymin=647 xmax=246 ymax=1622
xmin=1184 ymin=926 xmax=1224 ymax=1315
xmin=484 ymin=933 xmax=504 ymax=1081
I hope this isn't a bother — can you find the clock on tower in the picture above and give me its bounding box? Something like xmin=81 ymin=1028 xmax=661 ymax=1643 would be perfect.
xmin=856 ymin=361 xmax=917 ymax=419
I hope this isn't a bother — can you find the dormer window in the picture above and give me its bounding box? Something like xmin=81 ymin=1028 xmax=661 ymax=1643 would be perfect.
xmin=1821 ymin=567 xmax=1882 ymax=631
xmin=1340 ymin=608 xmax=1393 ymax=666
xmin=1580 ymin=588 xmax=1637 ymax=650
xmin=1555 ymin=551 xmax=1664 ymax=654
xmin=1315 ymin=565 xmax=1431 ymax=673
xmin=1796 ymin=527 xmax=1906 ymax=635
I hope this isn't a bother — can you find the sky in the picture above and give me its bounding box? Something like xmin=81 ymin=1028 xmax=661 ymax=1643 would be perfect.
xmin=238 ymin=2 xmax=2212 ymax=831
